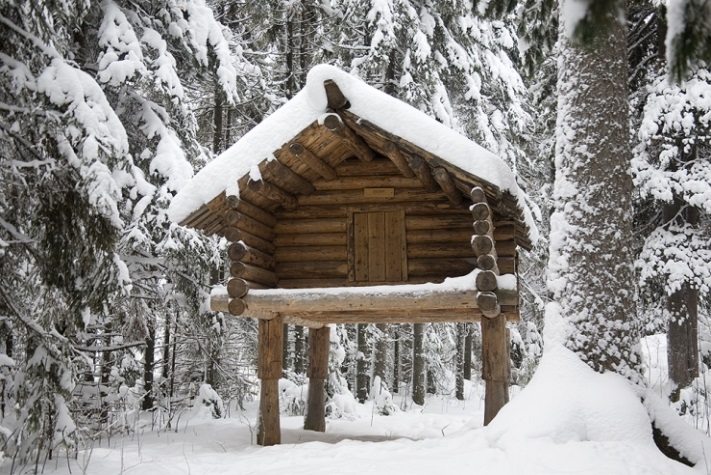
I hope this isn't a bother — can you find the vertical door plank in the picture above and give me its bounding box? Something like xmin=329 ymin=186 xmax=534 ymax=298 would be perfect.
xmin=368 ymin=212 xmax=386 ymax=281
xmin=353 ymin=212 xmax=369 ymax=281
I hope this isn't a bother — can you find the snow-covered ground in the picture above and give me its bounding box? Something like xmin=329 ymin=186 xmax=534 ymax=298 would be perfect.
xmin=14 ymin=341 xmax=710 ymax=475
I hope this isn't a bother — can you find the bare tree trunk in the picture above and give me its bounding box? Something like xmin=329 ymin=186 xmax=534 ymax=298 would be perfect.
xmin=372 ymin=323 xmax=388 ymax=387
xmin=294 ymin=325 xmax=306 ymax=374
xmin=412 ymin=323 xmax=425 ymax=405
xmin=392 ymin=324 xmax=400 ymax=392
xmin=142 ymin=320 xmax=156 ymax=411
xmin=356 ymin=323 xmax=369 ymax=403
xmin=464 ymin=323 xmax=472 ymax=380
xmin=666 ymin=197 xmax=700 ymax=400
xmin=456 ymin=322 xmax=465 ymax=400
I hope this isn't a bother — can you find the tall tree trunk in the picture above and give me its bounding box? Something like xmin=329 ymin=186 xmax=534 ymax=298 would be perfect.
xmin=552 ymin=1 xmax=639 ymax=377
xmin=372 ymin=323 xmax=388 ymax=389
xmin=666 ymin=195 xmax=700 ymax=400
xmin=162 ymin=313 xmax=171 ymax=380
xmin=213 ymin=82 xmax=223 ymax=154
xmin=356 ymin=323 xmax=369 ymax=403
xmin=294 ymin=325 xmax=306 ymax=374
xmin=412 ymin=323 xmax=425 ymax=405
xmin=282 ymin=324 xmax=290 ymax=372
xmin=464 ymin=323 xmax=473 ymax=380
xmin=392 ymin=324 xmax=400 ymax=392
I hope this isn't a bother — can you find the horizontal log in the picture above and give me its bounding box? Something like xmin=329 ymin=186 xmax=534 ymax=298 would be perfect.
xmin=227 ymin=278 xmax=266 ymax=299
xmin=493 ymin=224 xmax=515 ymax=241
xmin=248 ymin=179 xmax=298 ymax=210
xmin=273 ymin=232 xmax=346 ymax=247
xmin=275 ymin=277 xmax=435 ymax=289
xmin=312 ymin=176 xmax=423 ymax=191
xmin=298 ymin=189 xmax=448 ymax=206
xmin=228 ymin=242 xmax=276 ymax=270
xmin=323 ymin=114 xmax=374 ymax=162
xmin=497 ymin=257 xmax=516 ymax=275
xmin=224 ymin=210 xmax=274 ymax=241
xmin=383 ymin=141 xmax=416 ymax=178
xmin=276 ymin=260 xmax=349 ymax=279
xmin=433 ymin=167 xmax=463 ymax=206
xmin=335 ymin=159 xmax=401 ymax=176
xmin=225 ymin=195 xmax=277 ymax=227
xmin=222 ymin=226 xmax=276 ymax=255
xmin=495 ymin=239 xmax=517 ymax=257
xmin=470 ymin=202 xmax=490 ymax=221
xmin=476 ymin=270 xmax=498 ymax=292
xmin=274 ymin=246 xmax=348 ymax=262
xmin=406 ymin=243 xmax=475 ymax=259
xmin=230 ymin=262 xmax=279 ymax=287
xmin=407 ymin=258 xmax=476 ymax=277
xmin=406 ymin=229 xmax=472 ymax=244
xmin=210 ymin=292 xmax=229 ymax=312
xmin=273 ymin=218 xmax=346 ymax=234
xmin=405 ymin=214 xmax=472 ymax=231
xmin=289 ymin=143 xmax=338 ymax=180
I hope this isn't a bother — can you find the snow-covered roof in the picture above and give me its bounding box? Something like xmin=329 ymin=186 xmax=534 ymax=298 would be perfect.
xmin=168 ymin=64 xmax=537 ymax=245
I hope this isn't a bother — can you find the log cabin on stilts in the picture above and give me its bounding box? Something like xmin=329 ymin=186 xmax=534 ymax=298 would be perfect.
xmin=168 ymin=65 xmax=538 ymax=446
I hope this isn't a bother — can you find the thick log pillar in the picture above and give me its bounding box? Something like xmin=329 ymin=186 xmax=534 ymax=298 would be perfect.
xmin=257 ymin=316 xmax=284 ymax=446
xmin=481 ymin=314 xmax=509 ymax=425
xmin=304 ymin=326 xmax=330 ymax=432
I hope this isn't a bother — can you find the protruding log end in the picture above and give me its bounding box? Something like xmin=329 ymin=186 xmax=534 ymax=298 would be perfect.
xmin=228 ymin=298 xmax=247 ymax=316
xmin=324 ymin=79 xmax=349 ymax=109
xmin=477 ymin=291 xmax=501 ymax=318
xmin=476 ymin=270 xmax=498 ymax=292
xmin=473 ymin=219 xmax=491 ymax=235
xmin=471 ymin=235 xmax=494 ymax=256
xmin=323 ymin=113 xmax=342 ymax=131
xmin=289 ymin=143 xmax=305 ymax=156
xmin=470 ymin=202 xmax=490 ymax=221
xmin=227 ymin=278 xmax=250 ymax=299
xmin=477 ymin=254 xmax=497 ymax=271
xmin=227 ymin=241 xmax=248 ymax=262
xmin=470 ymin=187 xmax=487 ymax=204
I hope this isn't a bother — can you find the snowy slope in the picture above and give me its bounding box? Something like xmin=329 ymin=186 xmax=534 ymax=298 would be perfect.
xmin=26 ymin=345 xmax=708 ymax=475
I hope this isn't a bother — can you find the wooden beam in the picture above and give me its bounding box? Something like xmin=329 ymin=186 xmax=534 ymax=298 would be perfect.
xmin=227 ymin=278 xmax=265 ymax=299
xmin=228 ymin=242 xmax=277 ymax=270
xmin=433 ymin=167 xmax=463 ymax=205
xmin=263 ymin=159 xmax=315 ymax=195
xmin=225 ymin=195 xmax=277 ymax=227
xmin=222 ymin=226 xmax=276 ymax=255
xmin=322 ymin=114 xmax=374 ymax=162
xmin=477 ymin=291 xmax=501 ymax=318
xmin=224 ymin=210 xmax=274 ymax=241
xmin=289 ymin=143 xmax=337 ymax=180
xmin=383 ymin=141 xmax=416 ymax=178
xmin=324 ymin=79 xmax=349 ymax=109
xmin=406 ymin=154 xmax=438 ymax=192
xmin=248 ymin=179 xmax=298 ymax=210
xmin=230 ymin=261 xmax=279 ymax=287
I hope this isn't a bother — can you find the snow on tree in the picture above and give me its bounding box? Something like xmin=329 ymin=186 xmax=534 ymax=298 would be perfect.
xmin=548 ymin=0 xmax=640 ymax=378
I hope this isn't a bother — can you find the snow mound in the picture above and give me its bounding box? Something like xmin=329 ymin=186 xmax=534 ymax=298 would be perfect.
xmin=486 ymin=344 xmax=654 ymax=446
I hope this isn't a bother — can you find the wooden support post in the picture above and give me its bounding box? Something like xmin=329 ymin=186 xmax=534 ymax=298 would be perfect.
xmin=304 ymin=326 xmax=330 ymax=432
xmin=257 ymin=317 xmax=284 ymax=446
xmin=481 ymin=314 xmax=509 ymax=426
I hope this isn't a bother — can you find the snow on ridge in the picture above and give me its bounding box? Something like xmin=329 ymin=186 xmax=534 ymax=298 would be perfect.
xmin=168 ymin=64 xmax=537 ymax=243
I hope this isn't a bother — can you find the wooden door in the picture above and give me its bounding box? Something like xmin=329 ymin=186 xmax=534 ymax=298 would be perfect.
xmin=350 ymin=210 xmax=407 ymax=283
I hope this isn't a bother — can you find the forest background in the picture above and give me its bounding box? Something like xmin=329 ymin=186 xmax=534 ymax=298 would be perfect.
xmin=0 ymin=0 xmax=710 ymax=470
